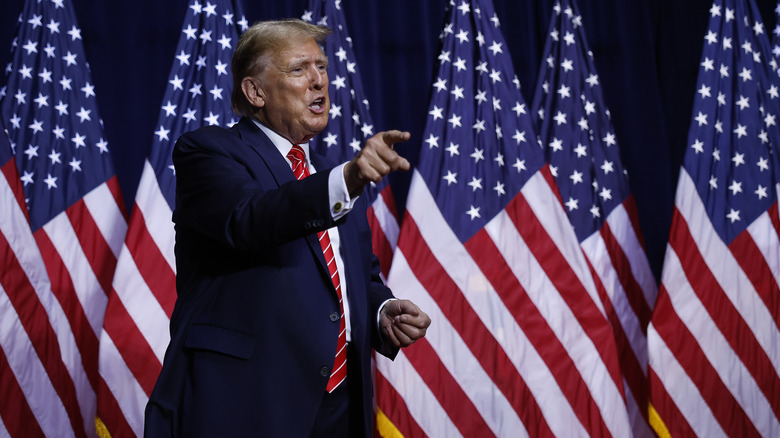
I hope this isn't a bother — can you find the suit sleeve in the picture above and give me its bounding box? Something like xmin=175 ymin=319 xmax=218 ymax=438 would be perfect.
xmin=172 ymin=127 xmax=341 ymax=251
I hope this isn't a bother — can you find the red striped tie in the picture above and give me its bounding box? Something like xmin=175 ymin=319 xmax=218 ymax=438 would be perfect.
xmin=287 ymin=145 xmax=347 ymax=392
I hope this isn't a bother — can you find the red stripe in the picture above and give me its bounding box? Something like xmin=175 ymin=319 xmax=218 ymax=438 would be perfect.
xmin=102 ymin=287 xmax=163 ymax=396
xmin=378 ymin=184 xmax=398 ymax=219
xmin=0 ymin=339 xmax=45 ymax=438
xmin=506 ymin=190 xmax=624 ymax=389
xmin=374 ymin=369 xmax=425 ymax=438
xmin=2 ymin=160 xmax=28 ymax=220
xmin=96 ymin=376 xmax=136 ymax=438
xmin=366 ymin=205 xmax=394 ymax=279
xmin=34 ymin=230 xmax=100 ymax=391
xmin=125 ymin=204 xmax=176 ymax=317
xmin=669 ymin=209 xmax=780 ymax=423
xmin=622 ymin=196 xmax=646 ymax=250
xmin=730 ymin=225 xmax=780 ymax=327
xmin=0 ymin=231 xmax=86 ymax=437
xmin=65 ymin=198 xmax=117 ymax=298
xmin=106 ymin=175 xmax=128 ymax=221
xmin=466 ymin=228 xmax=605 ymax=437
xmin=652 ymin=284 xmax=760 ymax=437
xmin=648 ymin=364 xmax=695 ymax=437
xmin=600 ymin=220 xmax=652 ymax=330
xmin=398 ymin=215 xmax=554 ymax=437
xmin=402 ymin=339 xmax=493 ymax=436
xmin=584 ymin=256 xmax=647 ymax=420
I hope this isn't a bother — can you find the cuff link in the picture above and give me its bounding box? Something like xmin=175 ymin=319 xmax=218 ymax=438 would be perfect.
xmin=333 ymin=201 xmax=343 ymax=213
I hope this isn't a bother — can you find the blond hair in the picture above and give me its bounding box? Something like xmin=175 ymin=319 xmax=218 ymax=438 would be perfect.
xmin=231 ymin=19 xmax=331 ymax=117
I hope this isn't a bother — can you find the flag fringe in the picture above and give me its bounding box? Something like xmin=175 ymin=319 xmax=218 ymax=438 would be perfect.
xmin=95 ymin=416 xmax=112 ymax=438
xmin=376 ymin=408 xmax=404 ymax=438
xmin=648 ymin=402 xmax=671 ymax=438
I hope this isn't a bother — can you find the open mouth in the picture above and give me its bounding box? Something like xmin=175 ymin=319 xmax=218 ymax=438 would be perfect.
xmin=309 ymin=97 xmax=326 ymax=112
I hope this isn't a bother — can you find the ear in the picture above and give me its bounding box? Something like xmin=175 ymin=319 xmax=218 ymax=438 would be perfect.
xmin=241 ymin=77 xmax=265 ymax=108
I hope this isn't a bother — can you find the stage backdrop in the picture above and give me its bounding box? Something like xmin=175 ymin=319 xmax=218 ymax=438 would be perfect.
xmin=1 ymin=0 xmax=779 ymax=437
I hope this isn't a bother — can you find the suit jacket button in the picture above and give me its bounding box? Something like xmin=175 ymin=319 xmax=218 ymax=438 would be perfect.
xmin=329 ymin=312 xmax=340 ymax=322
xmin=320 ymin=366 xmax=330 ymax=377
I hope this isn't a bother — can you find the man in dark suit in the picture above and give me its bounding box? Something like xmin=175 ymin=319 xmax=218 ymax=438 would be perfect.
xmin=144 ymin=19 xmax=430 ymax=437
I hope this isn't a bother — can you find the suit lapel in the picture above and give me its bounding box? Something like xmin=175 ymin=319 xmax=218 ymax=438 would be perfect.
xmin=233 ymin=117 xmax=335 ymax=291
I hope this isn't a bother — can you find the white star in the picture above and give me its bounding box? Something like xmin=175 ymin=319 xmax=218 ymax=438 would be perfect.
xmin=429 ymin=106 xmax=443 ymax=120
xmin=183 ymin=25 xmax=198 ymax=40
xmin=513 ymin=158 xmax=526 ymax=173
xmin=470 ymin=148 xmax=485 ymax=163
xmin=590 ymin=205 xmax=601 ymax=218
xmin=450 ymin=85 xmax=465 ymax=100
xmin=475 ymin=90 xmax=487 ymax=105
xmin=695 ymin=111 xmax=708 ymax=126
xmin=447 ymin=113 xmax=463 ymax=129
xmin=332 ymin=75 xmax=346 ymax=89
xmin=424 ymin=134 xmax=439 ymax=148
xmin=466 ymin=205 xmax=481 ymax=220
xmin=335 ymin=47 xmax=347 ymax=62
xmin=701 ymin=57 xmax=714 ymax=71
xmin=554 ymin=111 xmax=567 ymax=125
xmin=68 ymin=25 xmax=82 ymax=41
xmin=488 ymin=41 xmax=503 ymax=55
xmin=727 ymin=208 xmax=741 ymax=223
xmin=599 ymin=187 xmax=612 ymax=201
xmin=445 ymin=142 xmax=460 ymax=156
xmin=443 ymin=170 xmax=457 ymax=185
xmin=218 ymin=34 xmax=232 ymax=50
xmin=731 ymin=152 xmax=745 ymax=167
xmin=323 ymin=132 xmax=338 ymax=148
xmin=162 ymin=101 xmax=177 ymax=116
xmin=549 ymin=138 xmax=564 ymax=152
xmin=48 ymin=150 xmax=62 ymax=165
xmin=492 ymin=97 xmax=501 ymax=111
xmin=755 ymin=185 xmax=768 ymax=200
xmin=200 ymin=30 xmax=212 ymax=43
xmin=204 ymin=112 xmax=220 ymax=125
xmin=38 ymin=68 xmax=52 ymax=83
xmin=457 ymin=1 xmax=470 ymax=15
xmin=698 ymin=84 xmax=711 ymax=98
xmin=60 ymin=76 xmax=72 ymax=90
xmin=585 ymin=74 xmax=599 ymax=87
xmin=96 ymin=138 xmax=109 ymax=154
xmin=494 ymin=181 xmax=506 ymax=196
xmin=155 ymin=125 xmax=170 ymax=141
xmin=44 ymin=174 xmax=58 ymax=189
xmin=512 ymin=102 xmax=526 ymax=116
xmin=76 ymin=107 xmax=91 ymax=122
xmin=22 ymin=40 xmax=38 ymax=55
xmin=330 ymin=104 xmax=342 ymax=119
xmin=454 ymin=57 xmax=467 ymax=71
xmin=19 ymin=65 xmax=32 ymax=79
xmin=14 ymin=90 xmax=25 ymax=104
xmin=709 ymin=176 xmax=718 ymax=189
xmin=53 ymin=125 xmax=65 ymax=139
xmin=176 ymin=50 xmax=190 ymax=66
xmin=438 ymin=50 xmax=451 ymax=63
xmin=570 ymin=170 xmax=584 ymax=185
xmin=601 ymin=160 xmax=615 ymax=174
xmin=738 ymin=67 xmax=752 ymax=82
xmin=512 ymin=130 xmax=526 ymax=144
xmin=574 ymin=143 xmax=588 ymax=157
xmin=24 ymin=145 xmax=39 ymax=159
xmin=183 ymin=108 xmax=197 ymax=123
xmin=733 ymin=123 xmax=747 ymax=138
xmin=565 ymin=197 xmax=579 ymax=211
xmin=489 ymin=69 xmax=502 ymax=83
xmin=757 ymin=157 xmax=769 ymax=171
xmin=72 ymin=133 xmax=86 ymax=148
xmin=81 ymin=82 xmax=95 ymax=98
xmin=21 ymin=170 xmax=34 ymax=186
xmin=349 ymin=138 xmax=361 ymax=153
xmin=494 ymin=153 xmax=505 ymax=166
xmin=561 ymin=58 xmax=574 ymax=72
xmin=361 ymin=124 xmax=374 ymax=137
xmin=736 ymin=95 xmax=749 ymax=110
xmin=28 ymin=14 xmax=42 ymax=29
xmin=69 ymin=158 xmax=82 ymax=172
xmin=29 ymin=119 xmax=44 ymax=134
xmin=456 ymin=29 xmax=469 ymax=43
xmin=564 ymin=32 xmax=575 ymax=45
xmin=33 ymin=93 xmax=49 ymax=108
xmin=209 ymin=85 xmax=223 ymax=100
xmin=728 ymin=180 xmax=742 ymax=195
xmin=467 ymin=177 xmax=483 ymax=192
xmin=43 ymin=43 xmax=55 ymax=58
xmin=433 ymin=77 xmax=447 ymax=92
xmin=557 ymin=84 xmax=571 ymax=99
xmin=473 ymin=119 xmax=486 ymax=133
xmin=189 ymin=83 xmax=203 ymax=97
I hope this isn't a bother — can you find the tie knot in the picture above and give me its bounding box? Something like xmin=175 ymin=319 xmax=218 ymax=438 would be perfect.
xmin=287 ymin=144 xmax=306 ymax=164
xmin=287 ymin=144 xmax=309 ymax=180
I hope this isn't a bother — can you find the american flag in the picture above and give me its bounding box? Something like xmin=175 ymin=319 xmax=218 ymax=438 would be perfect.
xmin=375 ymin=0 xmax=632 ymax=436
xmin=530 ymin=1 xmax=657 ymax=436
xmin=302 ymin=0 xmax=400 ymax=278
xmin=773 ymin=2 xmax=780 ymax=74
xmin=95 ymin=1 xmax=246 ymax=436
xmin=647 ymin=0 xmax=780 ymax=436
xmin=0 ymin=0 xmax=128 ymax=436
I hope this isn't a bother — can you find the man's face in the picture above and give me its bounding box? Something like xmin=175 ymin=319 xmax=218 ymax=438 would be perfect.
xmin=256 ymin=37 xmax=330 ymax=144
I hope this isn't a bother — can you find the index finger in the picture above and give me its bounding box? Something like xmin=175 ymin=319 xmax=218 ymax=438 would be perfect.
xmin=380 ymin=130 xmax=411 ymax=147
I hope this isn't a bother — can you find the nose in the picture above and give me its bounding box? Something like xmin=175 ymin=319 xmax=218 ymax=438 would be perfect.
xmin=310 ymin=65 xmax=327 ymax=90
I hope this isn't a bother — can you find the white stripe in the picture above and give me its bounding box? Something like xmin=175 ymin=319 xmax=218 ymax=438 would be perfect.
xmin=134 ymin=161 xmax=176 ymax=272
xmin=372 ymin=192 xmax=399 ymax=248
xmin=376 ymin=354 xmax=461 ymax=438
xmin=82 ymin=182 xmax=128 ymax=258
xmin=647 ymin=323 xmax=727 ymax=438
xmin=522 ymin=171 xmax=606 ymax=317
xmin=111 ymin=243 xmax=172 ymax=362
xmin=98 ymin=331 xmax=147 ymax=437
xmin=582 ymin=230 xmax=647 ymax=370
xmin=661 ymin=238 xmax=780 ymax=435
xmin=1 ymin=173 xmax=95 ymax=431
xmin=488 ymin=185 xmax=630 ymax=437
xmin=676 ymin=169 xmax=780 ymax=376
xmin=388 ymin=251 xmax=528 ymax=437
xmin=605 ymin=203 xmax=657 ymax=307
xmin=0 ymin=288 xmax=74 ymax=437
xmin=746 ymin=209 xmax=780 ymax=288
xmin=0 ymin=414 xmax=8 ymax=437
xmin=42 ymin=214 xmax=108 ymax=336
xmin=398 ymin=171 xmax=593 ymax=437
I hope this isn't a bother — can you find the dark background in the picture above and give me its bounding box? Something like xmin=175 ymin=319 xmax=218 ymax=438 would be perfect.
xmin=1 ymin=0 xmax=777 ymax=280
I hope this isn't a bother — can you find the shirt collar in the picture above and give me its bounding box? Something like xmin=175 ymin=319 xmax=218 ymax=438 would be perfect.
xmin=251 ymin=119 xmax=311 ymax=168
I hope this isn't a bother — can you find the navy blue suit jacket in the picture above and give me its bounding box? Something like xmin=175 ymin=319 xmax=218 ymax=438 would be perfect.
xmin=144 ymin=117 xmax=397 ymax=437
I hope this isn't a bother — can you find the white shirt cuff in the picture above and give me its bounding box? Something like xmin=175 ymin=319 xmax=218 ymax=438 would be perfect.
xmin=328 ymin=162 xmax=358 ymax=220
